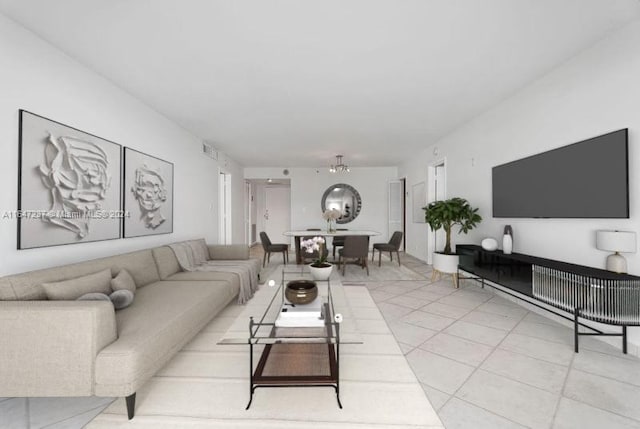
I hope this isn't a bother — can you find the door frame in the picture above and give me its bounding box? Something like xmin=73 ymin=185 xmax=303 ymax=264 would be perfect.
xmin=400 ymin=177 xmax=406 ymax=252
xmin=219 ymin=170 xmax=232 ymax=245
xmin=426 ymin=158 xmax=447 ymax=265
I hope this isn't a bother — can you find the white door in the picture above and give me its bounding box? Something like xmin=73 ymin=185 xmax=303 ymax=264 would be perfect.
xmin=388 ymin=180 xmax=403 ymax=246
xmin=264 ymin=186 xmax=291 ymax=246
xmin=245 ymin=181 xmax=252 ymax=246
xmin=427 ymin=160 xmax=446 ymax=264
xmin=219 ymin=171 xmax=232 ymax=245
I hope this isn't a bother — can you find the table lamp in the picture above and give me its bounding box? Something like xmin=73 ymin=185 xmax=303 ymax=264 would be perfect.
xmin=596 ymin=230 xmax=636 ymax=273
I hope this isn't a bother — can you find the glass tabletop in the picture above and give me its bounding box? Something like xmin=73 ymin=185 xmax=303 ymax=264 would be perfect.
xmin=218 ymin=266 xmax=361 ymax=345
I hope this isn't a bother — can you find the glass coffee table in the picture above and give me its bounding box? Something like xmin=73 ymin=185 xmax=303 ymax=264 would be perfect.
xmin=218 ymin=266 xmax=361 ymax=409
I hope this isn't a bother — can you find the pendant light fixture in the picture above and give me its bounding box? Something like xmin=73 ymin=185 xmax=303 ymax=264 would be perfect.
xmin=329 ymin=155 xmax=350 ymax=173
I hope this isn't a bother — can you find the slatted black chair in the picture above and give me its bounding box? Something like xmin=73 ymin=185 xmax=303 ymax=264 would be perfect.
xmin=331 ymin=228 xmax=349 ymax=258
xmin=338 ymin=235 xmax=369 ymax=276
xmin=259 ymin=231 xmax=289 ymax=267
xmin=372 ymin=231 xmax=403 ymax=267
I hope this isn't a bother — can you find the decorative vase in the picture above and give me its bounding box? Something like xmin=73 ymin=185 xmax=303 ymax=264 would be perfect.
xmin=326 ymin=219 xmax=336 ymax=233
xmin=503 ymin=225 xmax=513 ymax=255
xmin=481 ymin=238 xmax=498 ymax=251
xmin=309 ymin=263 xmax=333 ymax=281
xmin=285 ymin=280 xmax=318 ymax=305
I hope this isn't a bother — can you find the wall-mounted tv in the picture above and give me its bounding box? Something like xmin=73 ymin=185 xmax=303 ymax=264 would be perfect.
xmin=492 ymin=129 xmax=629 ymax=218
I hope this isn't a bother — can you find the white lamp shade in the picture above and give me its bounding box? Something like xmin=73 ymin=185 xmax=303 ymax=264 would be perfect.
xmin=596 ymin=230 xmax=636 ymax=253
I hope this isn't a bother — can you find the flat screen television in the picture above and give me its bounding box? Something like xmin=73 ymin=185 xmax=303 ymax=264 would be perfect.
xmin=492 ymin=129 xmax=629 ymax=218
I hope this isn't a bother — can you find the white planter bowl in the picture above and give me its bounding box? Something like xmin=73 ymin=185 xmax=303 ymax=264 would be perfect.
xmin=309 ymin=263 xmax=333 ymax=281
xmin=432 ymin=252 xmax=459 ymax=274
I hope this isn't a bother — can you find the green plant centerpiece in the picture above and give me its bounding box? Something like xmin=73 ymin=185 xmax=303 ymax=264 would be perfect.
xmin=423 ymin=197 xmax=482 ymax=254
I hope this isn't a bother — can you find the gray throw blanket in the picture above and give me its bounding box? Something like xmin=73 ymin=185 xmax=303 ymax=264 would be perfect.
xmin=169 ymin=242 xmax=258 ymax=304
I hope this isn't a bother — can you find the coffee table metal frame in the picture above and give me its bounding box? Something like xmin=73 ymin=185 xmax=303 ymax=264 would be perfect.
xmin=245 ymin=267 xmax=342 ymax=410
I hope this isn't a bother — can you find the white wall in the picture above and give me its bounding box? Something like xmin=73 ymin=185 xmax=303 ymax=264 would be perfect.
xmin=245 ymin=167 xmax=398 ymax=246
xmin=0 ymin=14 xmax=240 ymax=276
xmin=399 ymin=19 xmax=640 ymax=347
xmin=400 ymin=19 xmax=640 ymax=272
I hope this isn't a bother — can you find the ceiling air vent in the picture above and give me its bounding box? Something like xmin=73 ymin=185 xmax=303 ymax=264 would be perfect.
xmin=202 ymin=142 xmax=218 ymax=160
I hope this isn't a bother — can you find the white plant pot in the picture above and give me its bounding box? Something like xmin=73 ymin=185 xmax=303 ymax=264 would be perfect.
xmin=432 ymin=252 xmax=459 ymax=274
xmin=309 ymin=263 xmax=333 ymax=281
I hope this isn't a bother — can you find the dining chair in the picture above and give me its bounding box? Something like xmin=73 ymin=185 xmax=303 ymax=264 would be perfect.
xmin=338 ymin=235 xmax=369 ymax=276
xmin=331 ymin=228 xmax=349 ymax=258
xmin=301 ymin=228 xmax=328 ymax=263
xmin=259 ymin=231 xmax=289 ymax=267
xmin=372 ymin=231 xmax=403 ymax=267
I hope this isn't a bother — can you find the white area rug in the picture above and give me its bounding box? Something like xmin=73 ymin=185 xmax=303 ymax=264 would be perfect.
xmin=260 ymin=256 xmax=423 ymax=286
xmin=88 ymin=269 xmax=443 ymax=428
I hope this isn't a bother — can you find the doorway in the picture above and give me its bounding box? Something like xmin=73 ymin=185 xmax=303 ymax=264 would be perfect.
xmin=388 ymin=180 xmax=404 ymax=250
xmin=245 ymin=180 xmax=253 ymax=246
xmin=219 ymin=171 xmax=232 ymax=244
xmin=246 ymin=179 xmax=292 ymax=247
xmin=401 ymin=177 xmax=406 ymax=252
xmin=427 ymin=159 xmax=446 ymax=264
xmin=264 ymin=186 xmax=291 ymax=247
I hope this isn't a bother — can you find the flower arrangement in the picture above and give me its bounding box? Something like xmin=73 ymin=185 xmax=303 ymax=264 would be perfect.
xmin=300 ymin=236 xmax=329 ymax=267
xmin=322 ymin=209 xmax=342 ymax=232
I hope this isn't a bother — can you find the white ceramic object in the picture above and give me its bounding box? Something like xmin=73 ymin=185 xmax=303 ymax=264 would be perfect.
xmin=481 ymin=238 xmax=498 ymax=251
xmin=503 ymin=234 xmax=513 ymax=255
xmin=309 ymin=263 xmax=333 ymax=280
xmin=432 ymin=252 xmax=459 ymax=274
xmin=606 ymin=253 xmax=628 ymax=273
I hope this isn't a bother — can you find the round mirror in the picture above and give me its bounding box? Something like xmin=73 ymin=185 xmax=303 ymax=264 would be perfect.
xmin=321 ymin=183 xmax=362 ymax=224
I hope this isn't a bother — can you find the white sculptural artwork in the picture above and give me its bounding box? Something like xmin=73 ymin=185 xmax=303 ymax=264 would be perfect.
xmin=131 ymin=164 xmax=167 ymax=229
xmin=38 ymin=134 xmax=111 ymax=239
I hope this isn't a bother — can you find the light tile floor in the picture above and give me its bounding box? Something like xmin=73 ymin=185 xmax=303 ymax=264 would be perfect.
xmin=5 ymin=247 xmax=640 ymax=428
xmin=376 ymin=253 xmax=640 ymax=429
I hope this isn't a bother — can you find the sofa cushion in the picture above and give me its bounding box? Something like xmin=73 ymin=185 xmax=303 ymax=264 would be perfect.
xmin=111 ymin=269 xmax=136 ymax=294
xmin=0 ymin=249 xmax=160 ymax=301
xmin=94 ymin=279 xmax=238 ymax=396
xmin=167 ymin=271 xmax=242 ymax=293
xmin=208 ymin=244 xmax=250 ymax=260
xmin=42 ymin=269 xmax=112 ymax=300
xmin=152 ymin=246 xmax=181 ymax=280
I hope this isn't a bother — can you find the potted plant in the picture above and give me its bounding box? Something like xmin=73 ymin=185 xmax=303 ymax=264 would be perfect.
xmin=322 ymin=208 xmax=341 ymax=232
xmin=423 ymin=197 xmax=482 ymax=274
xmin=301 ymin=236 xmax=332 ymax=280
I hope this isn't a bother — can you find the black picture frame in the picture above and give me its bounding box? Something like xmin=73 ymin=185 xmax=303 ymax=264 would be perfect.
xmin=123 ymin=147 xmax=174 ymax=238
xmin=17 ymin=110 xmax=123 ymax=250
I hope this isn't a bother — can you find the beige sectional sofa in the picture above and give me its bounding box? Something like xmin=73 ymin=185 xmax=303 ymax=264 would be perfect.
xmin=0 ymin=241 xmax=260 ymax=419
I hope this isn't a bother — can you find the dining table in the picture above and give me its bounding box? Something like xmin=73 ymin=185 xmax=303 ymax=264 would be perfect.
xmin=283 ymin=230 xmax=381 ymax=264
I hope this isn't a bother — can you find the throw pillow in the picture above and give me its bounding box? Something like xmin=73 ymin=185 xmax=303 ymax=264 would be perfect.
xmin=111 ymin=269 xmax=136 ymax=294
xmin=110 ymin=290 xmax=134 ymax=310
xmin=190 ymin=239 xmax=209 ymax=264
xmin=42 ymin=269 xmax=112 ymax=300
xmin=77 ymin=292 xmax=111 ymax=301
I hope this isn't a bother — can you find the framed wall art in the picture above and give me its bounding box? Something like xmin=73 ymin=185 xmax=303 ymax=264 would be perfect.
xmin=18 ymin=110 xmax=122 ymax=249
xmin=123 ymin=147 xmax=174 ymax=238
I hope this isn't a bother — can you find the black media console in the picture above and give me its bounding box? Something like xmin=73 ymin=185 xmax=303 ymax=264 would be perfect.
xmin=457 ymin=244 xmax=640 ymax=354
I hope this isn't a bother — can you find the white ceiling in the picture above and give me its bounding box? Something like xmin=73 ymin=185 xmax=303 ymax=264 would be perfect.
xmin=1 ymin=0 xmax=639 ymax=167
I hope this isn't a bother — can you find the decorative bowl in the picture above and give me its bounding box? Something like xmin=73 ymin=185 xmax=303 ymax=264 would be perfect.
xmin=481 ymin=238 xmax=499 ymax=251
xmin=285 ymin=280 xmax=318 ymax=305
